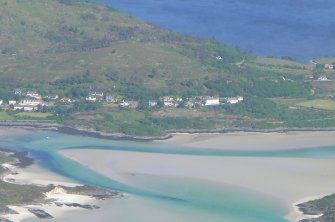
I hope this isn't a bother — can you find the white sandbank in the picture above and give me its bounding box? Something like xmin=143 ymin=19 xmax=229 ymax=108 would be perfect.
xmin=60 ymin=131 xmax=335 ymax=222
xmin=162 ymin=131 xmax=335 ymax=150
xmin=2 ymin=163 xmax=78 ymax=187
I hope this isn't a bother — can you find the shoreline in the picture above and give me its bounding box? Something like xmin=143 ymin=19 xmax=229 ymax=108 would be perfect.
xmin=1 ymin=121 xmax=335 ymax=142
xmin=2 ymin=127 xmax=335 ymax=221
xmin=290 ymin=194 xmax=329 ymax=222
xmin=0 ymin=148 xmax=123 ymax=222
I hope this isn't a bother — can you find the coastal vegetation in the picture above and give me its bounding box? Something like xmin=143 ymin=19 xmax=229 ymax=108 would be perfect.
xmin=0 ymin=150 xmax=51 ymax=214
xmin=0 ymin=148 xmax=123 ymax=220
xmin=298 ymin=194 xmax=335 ymax=222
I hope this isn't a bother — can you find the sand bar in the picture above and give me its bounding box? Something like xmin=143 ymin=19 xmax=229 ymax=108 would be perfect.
xmin=163 ymin=131 xmax=335 ymax=150
xmin=60 ymin=132 xmax=335 ymax=222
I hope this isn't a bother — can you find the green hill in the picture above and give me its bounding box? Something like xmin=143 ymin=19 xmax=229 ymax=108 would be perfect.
xmin=0 ymin=0 xmax=245 ymax=90
xmin=1 ymin=0 xmax=335 ymax=136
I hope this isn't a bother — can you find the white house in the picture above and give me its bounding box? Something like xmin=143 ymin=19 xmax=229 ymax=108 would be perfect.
xmin=205 ymin=97 xmax=220 ymax=106
xmin=86 ymin=96 xmax=97 ymax=102
xmin=14 ymin=106 xmax=37 ymax=112
xmin=59 ymin=97 xmax=74 ymax=104
xmin=149 ymin=100 xmax=158 ymax=107
xmin=8 ymin=100 xmax=17 ymax=105
xmin=318 ymin=76 xmax=328 ymax=81
xmin=26 ymin=91 xmax=42 ymax=100
xmin=119 ymin=100 xmax=130 ymax=107
xmin=90 ymin=91 xmax=104 ymax=97
xmin=46 ymin=94 xmax=59 ymax=100
xmin=237 ymin=96 xmax=244 ymax=101
xmin=13 ymin=100 xmax=42 ymax=112
xmin=19 ymin=100 xmax=41 ymax=106
xmin=324 ymin=64 xmax=334 ymax=70
xmin=225 ymin=96 xmax=244 ymax=104
xmin=86 ymin=91 xmax=104 ymax=102
xmin=161 ymin=96 xmax=178 ymax=107
xmin=175 ymin=97 xmax=183 ymax=102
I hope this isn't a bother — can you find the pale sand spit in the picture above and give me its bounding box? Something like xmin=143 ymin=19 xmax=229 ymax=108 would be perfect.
xmin=163 ymin=131 xmax=335 ymax=150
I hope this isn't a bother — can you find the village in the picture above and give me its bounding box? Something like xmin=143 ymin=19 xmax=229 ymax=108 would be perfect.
xmin=0 ymin=89 xmax=244 ymax=113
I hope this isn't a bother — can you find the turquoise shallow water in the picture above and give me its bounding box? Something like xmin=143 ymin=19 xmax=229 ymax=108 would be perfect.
xmin=1 ymin=129 xmax=335 ymax=222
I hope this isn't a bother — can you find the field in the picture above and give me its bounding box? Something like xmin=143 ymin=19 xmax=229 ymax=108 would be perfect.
xmin=251 ymin=57 xmax=313 ymax=69
xmin=0 ymin=112 xmax=14 ymax=120
xmin=247 ymin=57 xmax=314 ymax=76
xmin=15 ymin=112 xmax=53 ymax=119
xmin=297 ymin=99 xmax=335 ymax=111
xmin=314 ymin=57 xmax=335 ymax=64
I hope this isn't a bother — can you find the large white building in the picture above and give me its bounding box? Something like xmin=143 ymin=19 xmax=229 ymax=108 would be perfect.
xmin=204 ymin=97 xmax=220 ymax=106
xmin=225 ymin=96 xmax=244 ymax=104
xmin=13 ymin=100 xmax=42 ymax=111
xmin=8 ymin=100 xmax=17 ymax=105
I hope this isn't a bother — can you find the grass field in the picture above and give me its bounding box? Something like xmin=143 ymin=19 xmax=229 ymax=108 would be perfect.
xmin=15 ymin=112 xmax=53 ymax=119
xmin=0 ymin=112 xmax=14 ymax=120
xmin=297 ymin=99 xmax=335 ymax=111
xmin=315 ymin=57 xmax=335 ymax=64
xmin=247 ymin=63 xmax=313 ymax=76
xmin=251 ymin=57 xmax=313 ymax=69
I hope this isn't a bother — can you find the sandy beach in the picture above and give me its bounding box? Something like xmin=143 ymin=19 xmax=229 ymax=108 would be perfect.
xmin=2 ymin=163 xmax=79 ymax=187
xmin=60 ymin=131 xmax=335 ymax=222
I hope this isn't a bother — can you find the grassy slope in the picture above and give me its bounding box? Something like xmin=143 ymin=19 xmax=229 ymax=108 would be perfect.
xmin=0 ymin=0 xmax=241 ymax=89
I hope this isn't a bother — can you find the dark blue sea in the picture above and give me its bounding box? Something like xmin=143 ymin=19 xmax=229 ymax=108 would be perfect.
xmin=97 ymin=0 xmax=335 ymax=61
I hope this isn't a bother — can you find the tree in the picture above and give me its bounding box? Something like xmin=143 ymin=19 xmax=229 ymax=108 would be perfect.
xmin=313 ymin=65 xmax=324 ymax=80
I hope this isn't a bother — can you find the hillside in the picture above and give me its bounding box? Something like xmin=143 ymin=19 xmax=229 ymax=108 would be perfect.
xmin=0 ymin=0 xmax=246 ymax=90
xmin=0 ymin=0 xmax=335 ymax=136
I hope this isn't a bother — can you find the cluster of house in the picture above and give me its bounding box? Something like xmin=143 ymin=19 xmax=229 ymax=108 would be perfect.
xmin=0 ymin=88 xmax=244 ymax=112
xmin=0 ymin=90 xmax=75 ymax=112
xmin=85 ymin=91 xmax=244 ymax=109
xmin=148 ymin=96 xmax=244 ymax=108
xmin=318 ymin=76 xmax=329 ymax=81
xmin=85 ymin=91 xmax=104 ymax=102
xmin=6 ymin=91 xmax=47 ymax=111
xmin=324 ymin=63 xmax=334 ymax=70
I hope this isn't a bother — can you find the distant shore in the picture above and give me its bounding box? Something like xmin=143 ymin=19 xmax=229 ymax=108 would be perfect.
xmin=1 ymin=120 xmax=335 ymax=142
